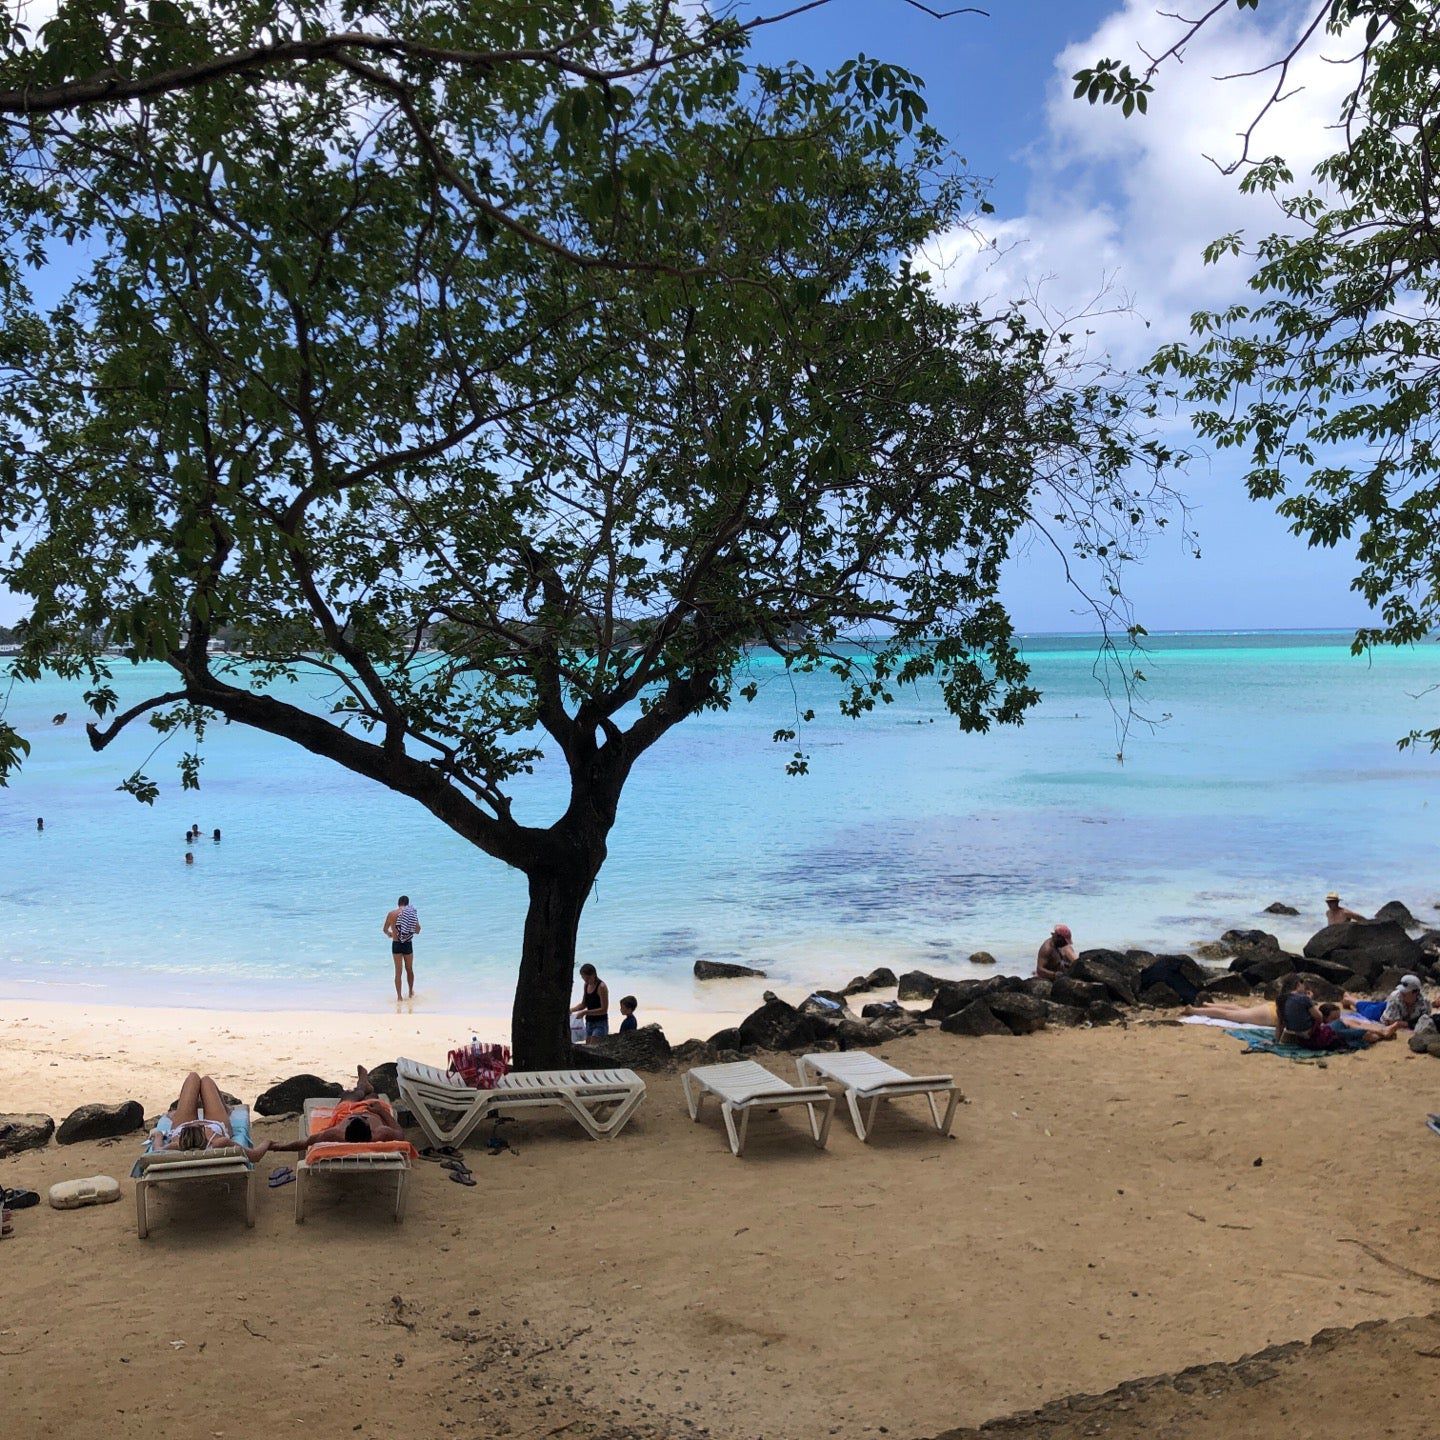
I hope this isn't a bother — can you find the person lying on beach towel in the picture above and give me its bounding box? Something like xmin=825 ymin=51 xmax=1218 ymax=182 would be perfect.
xmin=267 ymin=1068 xmax=408 ymax=1151
xmin=148 ymin=1071 xmax=272 ymax=1161
xmin=1184 ymin=1000 xmax=1278 ymax=1026
xmin=1278 ymin=980 xmax=1396 ymax=1049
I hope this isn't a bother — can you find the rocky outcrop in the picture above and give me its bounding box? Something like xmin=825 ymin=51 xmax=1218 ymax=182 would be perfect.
xmin=1230 ymin=951 xmax=1299 ymax=987
xmin=926 ymin=975 xmax=1024 ymax=1020
xmin=581 ymin=1023 xmax=673 ymax=1072
xmin=1085 ymin=1000 xmax=1127 ymax=1026
xmin=0 ymin=1113 xmax=54 ymax=1158
xmin=1137 ymin=983 xmax=1186 ymax=1009
xmin=1264 ymin=902 xmax=1300 ymax=916
xmin=693 ymin=959 xmax=766 ymax=980
xmin=860 ymin=1000 xmax=908 ymax=1020
xmin=939 ymin=1001 xmax=1010 ymax=1037
xmin=1050 ymin=975 xmax=1108 ymax=1009
xmin=1139 ymin=954 xmax=1208 ymax=1004
xmin=706 ymin=1026 xmax=743 ymax=1052
xmin=737 ymin=998 xmax=825 ymax=1052
xmin=56 ymin=1100 xmax=145 ymax=1145
xmin=985 ymin=992 xmax=1049 ymax=1035
xmin=1070 ymin=953 xmax=1139 ymax=1006
xmin=1199 ymin=972 xmax=1252 ymax=998
xmin=1303 ymin=920 xmax=1423 ymax=985
xmin=1222 ymin=929 xmax=1280 ymax=953
xmin=255 ymin=1074 xmax=343 ymax=1117
xmin=1374 ymin=900 xmax=1417 ymax=928
xmin=841 ymin=966 xmax=897 ymax=995
xmin=969 ymin=951 xmax=997 ymax=965
xmin=1291 ymin=954 xmax=1358 ymax=987
xmin=897 ymin=970 xmax=954 ymax=1001
xmin=365 ymin=1062 xmax=400 ymax=1099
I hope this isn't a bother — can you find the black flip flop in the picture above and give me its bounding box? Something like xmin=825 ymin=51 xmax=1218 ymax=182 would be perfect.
xmin=1 ymin=1188 xmax=39 ymax=1211
xmin=420 ymin=1146 xmax=461 ymax=1163
xmin=448 ymin=1168 xmax=477 ymax=1187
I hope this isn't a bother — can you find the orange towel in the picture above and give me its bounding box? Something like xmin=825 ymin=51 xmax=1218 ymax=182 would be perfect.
xmin=305 ymin=1100 xmax=418 ymax=1162
xmin=309 ymin=1098 xmax=397 ymax=1135
xmin=307 ymin=1139 xmax=418 ymax=1163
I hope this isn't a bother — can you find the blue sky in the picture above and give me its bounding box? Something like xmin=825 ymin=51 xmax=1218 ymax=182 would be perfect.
xmin=746 ymin=0 xmax=1373 ymax=634
xmin=0 ymin=1 xmax=1373 ymax=635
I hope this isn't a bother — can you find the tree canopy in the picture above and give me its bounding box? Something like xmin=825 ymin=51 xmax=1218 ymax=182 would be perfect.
xmin=0 ymin=2 xmax=1185 ymax=1062
xmin=1077 ymin=1 xmax=1440 ymax=748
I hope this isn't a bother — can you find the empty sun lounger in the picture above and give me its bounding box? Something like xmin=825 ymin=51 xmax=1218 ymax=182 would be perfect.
xmin=681 ymin=1060 xmax=835 ymax=1157
xmin=130 ymin=1106 xmax=257 ymax=1239
xmin=396 ymin=1059 xmax=646 ymax=1148
xmin=796 ymin=1052 xmax=961 ymax=1142
xmin=295 ymin=1099 xmax=415 ymax=1224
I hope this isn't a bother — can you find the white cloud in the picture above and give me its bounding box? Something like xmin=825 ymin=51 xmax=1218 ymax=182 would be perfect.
xmin=923 ymin=0 xmax=1363 ymax=366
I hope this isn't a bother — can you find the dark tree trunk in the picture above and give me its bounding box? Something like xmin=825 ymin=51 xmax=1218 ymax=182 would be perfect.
xmin=511 ymin=859 xmax=600 ymax=1070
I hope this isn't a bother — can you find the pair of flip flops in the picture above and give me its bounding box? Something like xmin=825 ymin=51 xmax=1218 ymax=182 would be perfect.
xmin=444 ymin=1158 xmax=476 ymax=1187
xmin=1 ymin=1187 xmax=39 ymax=1211
xmin=268 ymin=1166 xmax=296 ymax=1189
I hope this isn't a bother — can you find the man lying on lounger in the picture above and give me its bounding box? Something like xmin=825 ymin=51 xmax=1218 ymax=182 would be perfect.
xmin=267 ymin=1067 xmax=408 ymax=1152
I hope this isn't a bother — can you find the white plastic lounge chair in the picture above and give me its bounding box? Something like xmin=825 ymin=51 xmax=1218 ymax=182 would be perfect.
xmin=397 ymin=1059 xmax=646 ymax=1148
xmin=796 ymin=1052 xmax=960 ymax=1142
xmin=130 ymin=1106 xmax=257 ymax=1239
xmin=681 ymin=1060 xmax=835 ymax=1157
xmin=294 ymin=1099 xmax=412 ymax=1224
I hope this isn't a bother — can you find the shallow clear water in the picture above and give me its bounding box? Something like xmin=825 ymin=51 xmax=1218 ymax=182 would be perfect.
xmin=1 ymin=632 xmax=1437 ymax=1013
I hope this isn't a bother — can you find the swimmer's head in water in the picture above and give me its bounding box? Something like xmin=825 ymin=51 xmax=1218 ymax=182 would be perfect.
xmin=343 ymin=1116 xmax=371 ymax=1142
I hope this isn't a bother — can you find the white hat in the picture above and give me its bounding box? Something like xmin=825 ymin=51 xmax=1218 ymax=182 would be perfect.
xmin=1400 ymin=974 xmax=1423 ymax=991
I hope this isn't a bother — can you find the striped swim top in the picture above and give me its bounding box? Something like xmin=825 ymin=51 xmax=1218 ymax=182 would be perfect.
xmin=395 ymin=904 xmax=419 ymax=939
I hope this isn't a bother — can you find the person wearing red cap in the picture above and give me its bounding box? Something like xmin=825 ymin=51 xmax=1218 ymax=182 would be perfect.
xmin=1036 ymin=924 xmax=1077 ymax=981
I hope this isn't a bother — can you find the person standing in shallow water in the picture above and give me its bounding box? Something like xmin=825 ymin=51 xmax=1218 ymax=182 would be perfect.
xmin=1326 ymin=892 xmax=1366 ymax=926
xmin=384 ymin=895 xmax=421 ymax=1000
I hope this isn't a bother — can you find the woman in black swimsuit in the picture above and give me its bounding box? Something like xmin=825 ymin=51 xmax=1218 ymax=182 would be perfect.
xmin=570 ymin=963 xmax=609 ymax=1041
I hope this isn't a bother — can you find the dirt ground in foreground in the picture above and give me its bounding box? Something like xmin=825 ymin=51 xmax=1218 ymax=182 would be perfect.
xmin=4 ymin=1020 xmax=1440 ymax=1440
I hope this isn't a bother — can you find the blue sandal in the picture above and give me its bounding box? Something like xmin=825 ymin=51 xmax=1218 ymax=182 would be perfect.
xmin=268 ymin=1166 xmax=295 ymax=1188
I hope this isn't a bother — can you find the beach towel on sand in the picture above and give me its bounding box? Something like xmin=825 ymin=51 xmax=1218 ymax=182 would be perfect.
xmin=1225 ymin=1026 xmax=1360 ymax=1062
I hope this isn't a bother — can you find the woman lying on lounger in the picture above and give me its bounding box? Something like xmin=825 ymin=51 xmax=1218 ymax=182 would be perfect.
xmin=150 ymin=1071 xmax=272 ymax=1161
xmin=267 ymin=1067 xmax=408 ymax=1152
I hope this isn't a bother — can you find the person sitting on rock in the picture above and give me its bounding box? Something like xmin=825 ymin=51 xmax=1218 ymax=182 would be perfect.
xmin=1380 ymin=975 xmax=1431 ymax=1029
xmin=150 ymin=1072 xmax=272 ymax=1161
xmin=1325 ymin=892 xmax=1366 ymax=926
xmin=267 ymin=1067 xmax=407 ymax=1151
xmin=1035 ymin=925 xmax=1077 ymax=981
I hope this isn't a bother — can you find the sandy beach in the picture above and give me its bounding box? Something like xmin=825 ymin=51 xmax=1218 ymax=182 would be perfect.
xmin=4 ymin=1018 xmax=1439 ymax=1440
xmin=0 ymin=997 xmax=754 ymax=1116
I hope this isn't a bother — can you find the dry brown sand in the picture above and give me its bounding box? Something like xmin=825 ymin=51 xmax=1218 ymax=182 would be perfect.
xmin=4 ymin=1019 xmax=1440 ymax=1440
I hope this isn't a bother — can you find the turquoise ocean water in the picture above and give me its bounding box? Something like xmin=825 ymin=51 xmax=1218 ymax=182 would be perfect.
xmin=1 ymin=631 xmax=1437 ymax=1013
